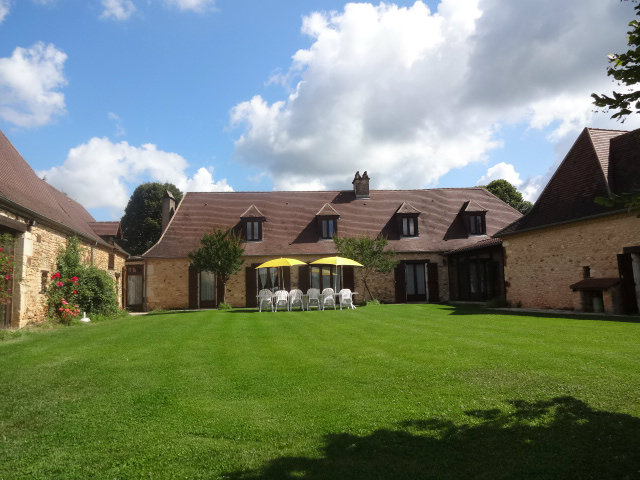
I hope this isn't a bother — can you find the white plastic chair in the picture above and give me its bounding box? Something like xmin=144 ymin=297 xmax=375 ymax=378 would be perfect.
xmin=289 ymin=289 xmax=304 ymax=311
xmin=274 ymin=290 xmax=289 ymax=312
xmin=258 ymin=289 xmax=274 ymax=312
xmin=321 ymin=288 xmax=336 ymax=310
xmin=339 ymin=289 xmax=355 ymax=310
xmin=307 ymin=288 xmax=322 ymax=311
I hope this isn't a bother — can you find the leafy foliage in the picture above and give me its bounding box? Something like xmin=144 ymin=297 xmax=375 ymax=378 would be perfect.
xmin=0 ymin=233 xmax=15 ymax=306
xmin=333 ymin=235 xmax=397 ymax=301
xmin=46 ymin=237 xmax=119 ymax=323
xmin=188 ymin=228 xmax=245 ymax=305
xmin=592 ymin=1 xmax=640 ymax=120
xmin=120 ymin=182 xmax=183 ymax=256
xmin=483 ymin=179 xmax=533 ymax=214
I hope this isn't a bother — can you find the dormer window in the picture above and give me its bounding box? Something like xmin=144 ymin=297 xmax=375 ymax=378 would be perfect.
xmin=316 ymin=203 xmax=340 ymax=240
xmin=402 ymin=217 xmax=418 ymax=237
xmin=240 ymin=204 xmax=266 ymax=242
xmin=321 ymin=218 xmax=337 ymax=239
xmin=245 ymin=220 xmax=262 ymax=241
xmin=468 ymin=214 xmax=486 ymax=235
xmin=395 ymin=202 xmax=421 ymax=238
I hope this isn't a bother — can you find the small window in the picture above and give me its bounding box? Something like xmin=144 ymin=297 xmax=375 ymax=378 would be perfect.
xmin=402 ymin=217 xmax=418 ymax=237
xmin=321 ymin=219 xmax=337 ymax=239
xmin=468 ymin=214 xmax=486 ymax=235
xmin=108 ymin=253 xmax=115 ymax=270
xmin=41 ymin=270 xmax=48 ymax=294
xmin=245 ymin=220 xmax=262 ymax=241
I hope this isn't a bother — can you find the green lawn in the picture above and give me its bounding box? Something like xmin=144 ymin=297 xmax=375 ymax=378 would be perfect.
xmin=1 ymin=304 xmax=639 ymax=479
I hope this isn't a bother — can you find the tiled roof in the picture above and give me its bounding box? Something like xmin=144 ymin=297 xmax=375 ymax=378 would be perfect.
xmin=240 ymin=204 xmax=265 ymax=218
xmin=316 ymin=203 xmax=340 ymax=216
xmin=446 ymin=237 xmax=502 ymax=255
xmin=570 ymin=277 xmax=620 ymax=291
xmin=143 ymin=187 xmax=522 ymax=258
xmin=497 ymin=127 xmax=631 ymax=236
xmin=462 ymin=200 xmax=488 ymax=212
xmin=395 ymin=202 xmax=421 ymax=215
xmin=88 ymin=221 xmax=121 ymax=237
xmin=0 ymin=131 xmax=123 ymax=251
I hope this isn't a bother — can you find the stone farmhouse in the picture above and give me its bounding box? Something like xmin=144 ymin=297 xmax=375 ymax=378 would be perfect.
xmin=128 ymin=173 xmax=522 ymax=311
xmin=0 ymin=132 xmax=128 ymax=328
xmin=497 ymin=128 xmax=640 ymax=315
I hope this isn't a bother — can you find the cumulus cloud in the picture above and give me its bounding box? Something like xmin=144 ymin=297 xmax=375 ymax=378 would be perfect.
xmin=39 ymin=137 xmax=232 ymax=215
xmin=101 ymin=0 xmax=136 ymax=20
xmin=0 ymin=0 xmax=9 ymax=24
xmin=478 ymin=162 xmax=542 ymax=202
xmin=164 ymin=0 xmax=215 ymax=13
xmin=231 ymin=0 xmax=635 ymax=193
xmin=0 ymin=42 xmax=67 ymax=128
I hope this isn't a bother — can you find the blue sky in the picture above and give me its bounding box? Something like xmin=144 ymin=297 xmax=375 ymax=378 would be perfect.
xmin=0 ymin=0 xmax=637 ymax=221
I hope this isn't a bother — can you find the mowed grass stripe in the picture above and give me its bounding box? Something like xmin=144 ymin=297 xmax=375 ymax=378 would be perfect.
xmin=1 ymin=305 xmax=639 ymax=479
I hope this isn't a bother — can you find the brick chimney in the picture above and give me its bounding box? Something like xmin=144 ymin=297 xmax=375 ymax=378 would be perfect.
xmin=352 ymin=171 xmax=370 ymax=199
xmin=161 ymin=190 xmax=176 ymax=232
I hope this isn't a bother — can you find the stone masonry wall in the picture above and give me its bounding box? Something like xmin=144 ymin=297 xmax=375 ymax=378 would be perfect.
xmin=144 ymin=252 xmax=449 ymax=309
xmin=0 ymin=207 xmax=127 ymax=328
xmin=502 ymin=212 xmax=639 ymax=310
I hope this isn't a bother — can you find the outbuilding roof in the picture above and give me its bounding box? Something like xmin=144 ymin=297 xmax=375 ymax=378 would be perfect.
xmin=0 ymin=131 xmax=126 ymax=252
xmin=143 ymin=187 xmax=521 ymax=258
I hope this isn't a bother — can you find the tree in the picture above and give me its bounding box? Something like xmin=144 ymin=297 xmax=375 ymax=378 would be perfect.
xmin=483 ymin=179 xmax=533 ymax=214
xmin=592 ymin=1 xmax=640 ymax=215
xmin=333 ymin=235 xmax=397 ymax=302
xmin=592 ymin=1 xmax=640 ymax=120
xmin=120 ymin=182 xmax=183 ymax=256
xmin=188 ymin=228 xmax=244 ymax=306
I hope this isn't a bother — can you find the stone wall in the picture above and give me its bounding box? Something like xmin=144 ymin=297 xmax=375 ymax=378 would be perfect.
xmin=502 ymin=212 xmax=639 ymax=310
xmin=143 ymin=252 xmax=449 ymax=309
xmin=0 ymin=207 xmax=127 ymax=328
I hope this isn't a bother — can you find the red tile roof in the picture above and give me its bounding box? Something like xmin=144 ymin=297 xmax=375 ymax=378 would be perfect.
xmin=498 ymin=127 xmax=632 ymax=236
xmin=88 ymin=221 xmax=121 ymax=237
xmin=0 ymin=131 xmax=124 ymax=252
xmin=144 ymin=187 xmax=521 ymax=258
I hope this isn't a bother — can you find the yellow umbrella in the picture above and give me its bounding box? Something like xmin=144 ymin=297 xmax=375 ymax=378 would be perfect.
xmin=310 ymin=256 xmax=363 ymax=267
xmin=256 ymin=258 xmax=306 ymax=269
xmin=256 ymin=258 xmax=306 ymax=290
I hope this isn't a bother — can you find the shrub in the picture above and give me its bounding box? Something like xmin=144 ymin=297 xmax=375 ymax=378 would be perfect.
xmin=46 ymin=237 xmax=119 ymax=323
xmin=218 ymin=302 xmax=232 ymax=310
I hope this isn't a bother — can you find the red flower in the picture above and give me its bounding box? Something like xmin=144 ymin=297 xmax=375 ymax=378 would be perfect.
xmin=72 ymin=290 xmax=77 ymax=294
xmin=56 ymin=281 xmax=64 ymax=287
xmin=4 ymin=275 xmax=9 ymax=280
xmin=70 ymin=276 xmax=79 ymax=282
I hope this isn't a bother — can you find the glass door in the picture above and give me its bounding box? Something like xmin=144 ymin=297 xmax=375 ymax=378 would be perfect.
xmin=405 ymin=262 xmax=427 ymax=302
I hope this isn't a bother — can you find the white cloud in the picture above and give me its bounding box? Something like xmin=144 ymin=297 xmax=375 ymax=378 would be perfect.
xmin=164 ymin=0 xmax=214 ymax=13
xmin=39 ymin=137 xmax=232 ymax=216
xmin=0 ymin=42 xmax=67 ymax=128
xmin=231 ymin=0 xmax=636 ymax=192
xmin=107 ymin=112 xmax=125 ymax=137
xmin=101 ymin=0 xmax=136 ymax=21
xmin=478 ymin=162 xmax=542 ymax=202
xmin=0 ymin=0 xmax=9 ymax=24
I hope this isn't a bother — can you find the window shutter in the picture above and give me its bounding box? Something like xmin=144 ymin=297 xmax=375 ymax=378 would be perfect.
xmin=343 ymin=266 xmax=355 ymax=291
xmin=245 ymin=264 xmax=258 ymax=307
xmin=299 ymin=265 xmax=310 ymax=292
xmin=188 ymin=265 xmax=198 ymax=309
xmin=427 ymin=263 xmax=439 ymax=302
xmin=394 ymin=263 xmax=406 ymax=303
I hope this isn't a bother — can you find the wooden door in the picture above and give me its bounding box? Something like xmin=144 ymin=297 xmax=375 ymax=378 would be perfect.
xmin=126 ymin=265 xmax=144 ymax=311
xmin=618 ymin=253 xmax=638 ymax=314
xmin=405 ymin=261 xmax=427 ymax=302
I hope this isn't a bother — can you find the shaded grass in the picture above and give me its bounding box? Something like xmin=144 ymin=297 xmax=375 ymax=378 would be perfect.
xmin=1 ymin=304 xmax=639 ymax=479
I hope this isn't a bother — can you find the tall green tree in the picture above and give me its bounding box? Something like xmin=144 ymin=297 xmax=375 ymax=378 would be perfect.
xmin=333 ymin=235 xmax=397 ymax=302
xmin=483 ymin=179 xmax=533 ymax=214
xmin=120 ymin=183 xmax=183 ymax=256
xmin=188 ymin=228 xmax=244 ymax=305
xmin=592 ymin=1 xmax=640 ymax=120
xmin=592 ymin=1 xmax=640 ymax=215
